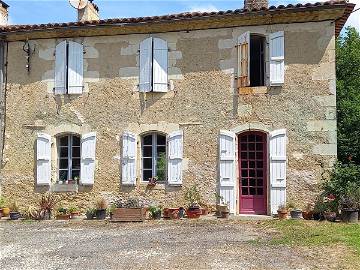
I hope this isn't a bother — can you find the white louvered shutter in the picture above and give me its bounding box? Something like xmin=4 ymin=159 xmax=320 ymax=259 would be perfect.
xmin=237 ymin=31 xmax=250 ymax=88
xmin=80 ymin=132 xmax=96 ymax=185
xmin=167 ymin=130 xmax=183 ymax=185
xmin=36 ymin=133 xmax=51 ymax=185
xmin=269 ymin=129 xmax=287 ymax=215
xmin=219 ymin=130 xmax=236 ymax=214
xmin=269 ymin=31 xmax=285 ymax=86
xmin=152 ymin=38 xmax=168 ymax=92
xmin=68 ymin=41 xmax=84 ymax=94
xmin=54 ymin=41 xmax=67 ymax=95
xmin=139 ymin=37 xmax=153 ymax=92
xmin=122 ymin=132 xmax=137 ymax=185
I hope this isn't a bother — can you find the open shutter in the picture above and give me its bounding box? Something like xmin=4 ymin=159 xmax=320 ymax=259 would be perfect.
xmin=269 ymin=31 xmax=285 ymax=86
xmin=219 ymin=130 xmax=236 ymax=214
xmin=36 ymin=133 xmax=51 ymax=185
xmin=237 ymin=31 xmax=250 ymax=88
xmin=80 ymin=132 xmax=96 ymax=185
xmin=68 ymin=41 xmax=84 ymax=94
xmin=122 ymin=132 xmax=137 ymax=185
xmin=152 ymin=38 xmax=168 ymax=92
xmin=139 ymin=37 xmax=153 ymax=92
xmin=167 ymin=130 xmax=183 ymax=185
xmin=269 ymin=129 xmax=287 ymax=215
xmin=54 ymin=41 xmax=67 ymax=95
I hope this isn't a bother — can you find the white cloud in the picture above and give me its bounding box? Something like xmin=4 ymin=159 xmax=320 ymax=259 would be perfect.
xmin=188 ymin=4 xmax=218 ymax=13
xmin=344 ymin=0 xmax=360 ymax=31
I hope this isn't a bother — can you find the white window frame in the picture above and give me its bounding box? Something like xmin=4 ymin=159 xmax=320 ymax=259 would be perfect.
xmin=141 ymin=133 xmax=167 ymax=183
xmin=57 ymin=134 xmax=81 ymax=183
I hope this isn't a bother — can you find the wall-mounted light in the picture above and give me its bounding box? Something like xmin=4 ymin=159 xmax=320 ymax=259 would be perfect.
xmin=23 ymin=40 xmax=35 ymax=73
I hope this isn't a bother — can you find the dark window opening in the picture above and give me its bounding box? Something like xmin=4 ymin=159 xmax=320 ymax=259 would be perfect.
xmin=58 ymin=134 xmax=81 ymax=183
xmin=250 ymin=35 xmax=265 ymax=87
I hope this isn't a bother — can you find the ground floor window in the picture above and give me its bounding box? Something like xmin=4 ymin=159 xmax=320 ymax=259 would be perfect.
xmin=58 ymin=134 xmax=81 ymax=182
xmin=142 ymin=133 xmax=166 ymax=181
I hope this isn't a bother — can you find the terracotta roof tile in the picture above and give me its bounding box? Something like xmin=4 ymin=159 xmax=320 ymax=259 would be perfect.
xmin=0 ymin=0 xmax=354 ymax=36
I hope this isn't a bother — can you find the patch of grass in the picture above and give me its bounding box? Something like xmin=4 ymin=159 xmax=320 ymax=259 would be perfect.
xmin=259 ymin=220 xmax=360 ymax=254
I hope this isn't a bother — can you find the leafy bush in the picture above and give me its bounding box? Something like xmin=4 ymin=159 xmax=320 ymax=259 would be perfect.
xmin=184 ymin=185 xmax=201 ymax=207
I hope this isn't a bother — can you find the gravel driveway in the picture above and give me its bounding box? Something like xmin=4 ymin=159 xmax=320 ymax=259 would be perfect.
xmin=0 ymin=219 xmax=351 ymax=270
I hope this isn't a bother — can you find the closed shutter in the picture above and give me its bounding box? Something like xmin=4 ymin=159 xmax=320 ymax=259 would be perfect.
xmin=167 ymin=130 xmax=183 ymax=185
xmin=237 ymin=31 xmax=250 ymax=88
xmin=152 ymin=38 xmax=168 ymax=92
xmin=54 ymin=41 xmax=67 ymax=95
xmin=36 ymin=133 xmax=51 ymax=185
xmin=67 ymin=41 xmax=84 ymax=94
xmin=269 ymin=31 xmax=285 ymax=86
xmin=269 ymin=129 xmax=287 ymax=215
xmin=139 ymin=37 xmax=152 ymax=92
xmin=219 ymin=130 xmax=236 ymax=214
xmin=122 ymin=132 xmax=137 ymax=185
xmin=80 ymin=132 xmax=96 ymax=185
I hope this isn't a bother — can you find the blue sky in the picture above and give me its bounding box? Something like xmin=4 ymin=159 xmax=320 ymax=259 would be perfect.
xmin=4 ymin=0 xmax=360 ymax=31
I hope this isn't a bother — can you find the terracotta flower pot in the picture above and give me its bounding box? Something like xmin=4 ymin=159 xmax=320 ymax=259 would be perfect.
xmin=186 ymin=208 xmax=201 ymax=219
xmin=277 ymin=209 xmax=288 ymax=220
xmin=302 ymin=211 xmax=313 ymax=220
xmin=70 ymin=212 xmax=81 ymax=219
xmin=2 ymin=207 xmax=10 ymax=217
xmin=324 ymin=211 xmax=337 ymax=222
xmin=56 ymin=214 xmax=71 ymax=220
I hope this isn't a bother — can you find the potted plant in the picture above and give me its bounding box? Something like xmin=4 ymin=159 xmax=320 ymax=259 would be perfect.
xmin=148 ymin=205 xmax=162 ymax=220
xmin=111 ymin=198 xmax=146 ymax=222
xmin=39 ymin=193 xmax=59 ymax=220
xmin=277 ymin=204 xmax=288 ymax=220
xmin=56 ymin=207 xmax=70 ymax=220
xmin=215 ymin=193 xmax=228 ymax=217
xmin=0 ymin=196 xmax=10 ymax=217
xmin=147 ymin=177 xmax=158 ymax=187
xmin=68 ymin=206 xmax=81 ymax=219
xmin=86 ymin=208 xmax=96 ymax=220
xmin=95 ymin=198 xmax=108 ymax=220
xmin=288 ymin=202 xmax=302 ymax=219
xmin=323 ymin=194 xmax=338 ymax=222
xmin=302 ymin=203 xmax=314 ymax=220
xmin=9 ymin=201 xmax=21 ymax=220
xmin=340 ymin=185 xmax=359 ymax=223
xmin=185 ymin=185 xmax=202 ymax=219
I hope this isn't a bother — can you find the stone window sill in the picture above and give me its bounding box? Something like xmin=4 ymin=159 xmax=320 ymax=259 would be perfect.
xmin=51 ymin=183 xmax=79 ymax=193
xmin=238 ymin=86 xmax=268 ymax=95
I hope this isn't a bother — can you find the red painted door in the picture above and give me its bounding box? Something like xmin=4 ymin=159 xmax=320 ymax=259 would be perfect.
xmin=239 ymin=132 xmax=267 ymax=214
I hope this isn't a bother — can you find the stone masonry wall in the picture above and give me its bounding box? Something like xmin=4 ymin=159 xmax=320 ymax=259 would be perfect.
xmin=0 ymin=21 xmax=336 ymax=213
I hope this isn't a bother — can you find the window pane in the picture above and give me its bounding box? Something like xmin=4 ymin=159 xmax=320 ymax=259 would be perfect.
xmin=59 ymin=136 xmax=68 ymax=146
xmin=241 ymin=178 xmax=247 ymax=186
xmin=249 ymin=170 xmax=255 ymax=177
xmin=72 ymin=158 xmax=81 ymax=170
xmin=241 ymin=170 xmax=248 ymax=177
xmin=72 ymin=147 xmax=80 ymax=158
xmin=143 ymin=158 xmax=152 ymax=169
xmin=240 ymin=136 xmax=247 ymax=142
xmin=249 ymin=152 xmax=255 ymax=159
xmin=59 ymin=170 xmax=68 ymax=181
xmin=257 ymin=188 xmax=263 ymax=195
xmin=256 ymin=152 xmax=263 ymax=159
xmin=157 ymin=135 xmax=166 ymax=145
xmin=72 ymin=170 xmax=80 ymax=180
xmin=257 ymin=161 xmax=263 ymax=168
xmin=249 ymin=178 xmax=256 ymax=186
xmin=248 ymin=143 xmax=255 ymax=150
xmin=242 ymin=187 xmax=248 ymax=195
xmin=257 ymin=178 xmax=263 ymax=187
xmin=250 ymin=187 xmax=256 ymax=195
xmin=241 ymin=143 xmax=247 ymax=151
xmin=143 ymin=170 xmax=152 ymax=181
xmin=256 ymin=143 xmax=263 ymax=151
xmin=143 ymin=135 xmax=152 ymax=145
xmin=59 ymin=147 xmax=68 ymax=158
xmin=59 ymin=159 xmax=68 ymax=169
xmin=143 ymin=146 xmax=152 ymax=157
xmin=72 ymin=136 xmax=80 ymax=147
xmin=157 ymin=146 xmax=166 ymax=156
xmin=241 ymin=152 xmax=247 ymax=159
xmin=248 ymin=134 xmax=255 ymax=142
xmin=241 ymin=161 xmax=247 ymax=168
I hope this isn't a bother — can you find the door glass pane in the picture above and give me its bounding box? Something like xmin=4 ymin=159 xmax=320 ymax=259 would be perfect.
xmin=241 ymin=178 xmax=247 ymax=186
xmin=241 ymin=170 xmax=248 ymax=177
xmin=242 ymin=187 xmax=248 ymax=195
xmin=256 ymin=152 xmax=263 ymax=159
xmin=241 ymin=152 xmax=247 ymax=159
xmin=257 ymin=188 xmax=263 ymax=195
xmin=250 ymin=187 xmax=256 ymax=195
xmin=256 ymin=143 xmax=263 ymax=151
xmin=249 ymin=152 xmax=255 ymax=159
xmin=241 ymin=143 xmax=247 ymax=150
xmin=257 ymin=178 xmax=263 ymax=187
xmin=249 ymin=178 xmax=256 ymax=186
xmin=241 ymin=161 xmax=247 ymax=168
xmin=248 ymin=143 xmax=255 ymax=150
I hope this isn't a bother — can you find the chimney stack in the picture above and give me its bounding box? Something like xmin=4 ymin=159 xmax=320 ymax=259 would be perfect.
xmin=78 ymin=0 xmax=99 ymax=22
xmin=0 ymin=1 xmax=9 ymax=25
xmin=244 ymin=0 xmax=268 ymax=10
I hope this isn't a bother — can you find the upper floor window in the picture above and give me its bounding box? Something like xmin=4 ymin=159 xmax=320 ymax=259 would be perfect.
xmin=139 ymin=37 xmax=168 ymax=93
xmin=58 ymin=134 xmax=81 ymax=183
xmin=237 ymin=31 xmax=284 ymax=90
xmin=54 ymin=41 xmax=84 ymax=95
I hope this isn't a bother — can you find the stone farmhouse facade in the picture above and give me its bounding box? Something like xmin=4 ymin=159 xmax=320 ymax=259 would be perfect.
xmin=0 ymin=0 xmax=354 ymax=215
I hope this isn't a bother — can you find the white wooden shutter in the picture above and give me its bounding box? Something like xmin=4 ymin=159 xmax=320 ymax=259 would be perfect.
xmin=139 ymin=37 xmax=153 ymax=92
xmin=54 ymin=41 xmax=67 ymax=95
xmin=269 ymin=31 xmax=285 ymax=86
xmin=237 ymin=31 xmax=250 ymax=88
xmin=269 ymin=129 xmax=287 ymax=215
xmin=80 ymin=132 xmax=96 ymax=185
xmin=67 ymin=41 xmax=84 ymax=94
xmin=152 ymin=38 xmax=168 ymax=92
xmin=36 ymin=133 xmax=51 ymax=185
xmin=167 ymin=130 xmax=183 ymax=185
xmin=122 ymin=132 xmax=137 ymax=185
xmin=219 ymin=130 xmax=236 ymax=214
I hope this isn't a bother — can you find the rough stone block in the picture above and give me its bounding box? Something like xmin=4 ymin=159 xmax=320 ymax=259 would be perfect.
xmin=307 ymin=120 xmax=336 ymax=131
xmin=313 ymin=144 xmax=337 ymax=156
